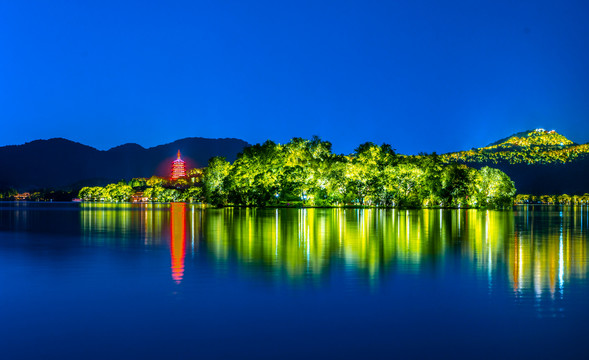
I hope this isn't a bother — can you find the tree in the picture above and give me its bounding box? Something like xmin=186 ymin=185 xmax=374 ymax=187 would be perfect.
xmin=440 ymin=164 xmax=474 ymax=206
xmin=78 ymin=186 xmax=105 ymax=201
xmin=129 ymin=178 xmax=147 ymax=189
xmin=347 ymin=142 xmax=397 ymax=205
xmin=103 ymin=183 xmax=133 ymax=202
xmin=473 ymin=167 xmax=516 ymax=208
xmin=384 ymin=163 xmax=426 ymax=207
xmin=182 ymin=187 xmax=203 ymax=202
xmin=202 ymin=157 xmax=232 ymax=206
xmin=146 ymin=176 xmax=167 ymax=187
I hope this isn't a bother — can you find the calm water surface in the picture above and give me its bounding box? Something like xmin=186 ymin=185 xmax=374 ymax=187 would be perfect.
xmin=1 ymin=203 xmax=588 ymax=359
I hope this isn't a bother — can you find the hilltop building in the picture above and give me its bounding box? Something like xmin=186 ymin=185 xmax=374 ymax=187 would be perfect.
xmin=170 ymin=150 xmax=187 ymax=180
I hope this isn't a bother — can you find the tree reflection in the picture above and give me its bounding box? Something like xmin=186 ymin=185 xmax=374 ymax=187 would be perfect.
xmin=200 ymin=207 xmax=588 ymax=294
xmin=79 ymin=204 xmax=589 ymax=296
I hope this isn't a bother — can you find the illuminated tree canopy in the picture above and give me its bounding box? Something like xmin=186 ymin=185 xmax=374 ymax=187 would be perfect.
xmin=78 ymin=137 xmax=517 ymax=208
xmin=442 ymin=129 xmax=589 ymax=165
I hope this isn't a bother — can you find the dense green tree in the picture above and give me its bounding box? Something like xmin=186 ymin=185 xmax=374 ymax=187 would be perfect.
xmin=103 ymin=183 xmax=134 ymax=202
xmin=346 ymin=142 xmax=397 ymax=205
xmin=440 ymin=164 xmax=474 ymax=206
xmin=182 ymin=187 xmax=203 ymax=202
xmin=79 ymin=186 xmax=106 ymax=201
xmin=202 ymin=157 xmax=232 ymax=206
xmin=473 ymin=167 xmax=516 ymax=208
xmin=129 ymin=178 xmax=147 ymax=189
xmin=146 ymin=176 xmax=167 ymax=187
xmin=77 ymin=137 xmax=518 ymax=208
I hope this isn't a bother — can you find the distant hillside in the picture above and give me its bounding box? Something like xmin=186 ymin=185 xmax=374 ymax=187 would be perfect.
xmin=442 ymin=129 xmax=589 ymax=194
xmin=485 ymin=128 xmax=575 ymax=148
xmin=0 ymin=137 xmax=249 ymax=191
xmin=443 ymin=129 xmax=588 ymax=165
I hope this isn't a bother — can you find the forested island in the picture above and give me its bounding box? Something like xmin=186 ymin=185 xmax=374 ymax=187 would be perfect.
xmin=4 ymin=129 xmax=589 ymax=202
xmin=74 ymin=137 xmax=516 ymax=208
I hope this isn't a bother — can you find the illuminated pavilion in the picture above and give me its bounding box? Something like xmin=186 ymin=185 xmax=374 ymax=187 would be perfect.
xmin=170 ymin=150 xmax=187 ymax=180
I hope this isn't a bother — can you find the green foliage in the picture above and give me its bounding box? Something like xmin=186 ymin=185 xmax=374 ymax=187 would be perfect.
xmin=79 ymin=186 xmax=106 ymax=201
xmin=79 ymin=176 xmax=204 ymax=204
xmin=442 ymin=129 xmax=589 ymax=165
xmin=182 ymin=187 xmax=203 ymax=202
xmin=78 ymin=137 xmax=518 ymax=208
xmin=129 ymin=178 xmax=147 ymax=189
xmin=79 ymin=183 xmax=133 ymax=202
xmin=516 ymin=193 xmax=589 ymax=204
xmin=202 ymin=157 xmax=231 ymax=206
xmin=146 ymin=176 xmax=167 ymax=187
xmin=104 ymin=183 xmax=134 ymax=202
xmin=473 ymin=167 xmax=516 ymax=208
xmin=0 ymin=187 xmax=18 ymax=200
xmin=198 ymin=138 xmax=516 ymax=208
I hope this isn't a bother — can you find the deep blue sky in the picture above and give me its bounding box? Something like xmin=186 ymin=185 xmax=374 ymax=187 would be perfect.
xmin=1 ymin=0 xmax=588 ymax=155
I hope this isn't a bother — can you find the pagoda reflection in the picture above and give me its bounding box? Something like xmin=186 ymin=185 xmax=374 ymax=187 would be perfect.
xmin=170 ymin=203 xmax=186 ymax=284
xmin=79 ymin=204 xmax=589 ymax=296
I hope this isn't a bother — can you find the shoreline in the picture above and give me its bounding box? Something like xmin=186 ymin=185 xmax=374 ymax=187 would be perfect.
xmin=6 ymin=200 xmax=586 ymax=210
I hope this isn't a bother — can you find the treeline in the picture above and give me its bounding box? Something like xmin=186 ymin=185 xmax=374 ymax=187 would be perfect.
xmin=201 ymin=138 xmax=516 ymax=208
xmin=515 ymin=194 xmax=589 ymax=205
xmin=78 ymin=137 xmax=517 ymax=208
xmin=0 ymin=188 xmax=17 ymax=200
xmin=0 ymin=188 xmax=77 ymax=201
xmin=78 ymin=172 xmax=202 ymax=203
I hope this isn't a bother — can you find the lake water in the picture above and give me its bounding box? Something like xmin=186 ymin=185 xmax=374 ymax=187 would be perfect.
xmin=1 ymin=203 xmax=588 ymax=359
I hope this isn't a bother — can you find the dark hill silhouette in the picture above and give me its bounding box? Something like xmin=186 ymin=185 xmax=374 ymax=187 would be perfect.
xmin=459 ymin=159 xmax=589 ymax=195
xmin=0 ymin=137 xmax=249 ymax=191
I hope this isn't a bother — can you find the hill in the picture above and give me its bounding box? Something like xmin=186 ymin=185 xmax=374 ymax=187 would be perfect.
xmin=0 ymin=137 xmax=249 ymax=191
xmin=443 ymin=128 xmax=588 ymax=165
xmin=441 ymin=129 xmax=589 ymax=194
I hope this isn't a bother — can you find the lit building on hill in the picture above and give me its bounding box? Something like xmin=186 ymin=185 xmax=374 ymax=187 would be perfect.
xmin=170 ymin=150 xmax=187 ymax=180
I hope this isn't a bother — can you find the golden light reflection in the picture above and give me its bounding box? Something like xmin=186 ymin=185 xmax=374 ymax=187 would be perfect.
xmin=506 ymin=206 xmax=587 ymax=298
xmin=79 ymin=204 xmax=589 ymax=296
xmin=80 ymin=202 xmax=167 ymax=246
xmin=201 ymin=207 xmax=588 ymax=293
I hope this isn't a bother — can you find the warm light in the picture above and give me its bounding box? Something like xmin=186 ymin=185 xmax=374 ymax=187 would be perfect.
xmin=170 ymin=150 xmax=188 ymax=180
xmin=170 ymin=203 xmax=186 ymax=283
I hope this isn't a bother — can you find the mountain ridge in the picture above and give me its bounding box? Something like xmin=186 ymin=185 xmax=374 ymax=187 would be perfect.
xmin=0 ymin=137 xmax=249 ymax=191
xmin=2 ymin=131 xmax=589 ymax=195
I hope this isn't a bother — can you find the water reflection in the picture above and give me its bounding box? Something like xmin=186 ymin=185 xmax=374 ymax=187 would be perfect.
xmin=80 ymin=202 xmax=169 ymax=246
xmin=77 ymin=205 xmax=589 ymax=297
xmin=170 ymin=203 xmax=186 ymax=284
xmin=509 ymin=206 xmax=587 ymax=300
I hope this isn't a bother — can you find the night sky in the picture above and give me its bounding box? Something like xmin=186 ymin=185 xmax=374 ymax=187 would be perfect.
xmin=1 ymin=0 xmax=588 ymax=155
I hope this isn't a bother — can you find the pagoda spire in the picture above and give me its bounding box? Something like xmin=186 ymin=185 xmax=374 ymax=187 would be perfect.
xmin=177 ymin=150 xmax=181 ymax=160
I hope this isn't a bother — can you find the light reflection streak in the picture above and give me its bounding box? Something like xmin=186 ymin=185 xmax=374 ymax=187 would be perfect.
xmin=170 ymin=203 xmax=186 ymax=284
xmin=77 ymin=205 xmax=588 ymax=304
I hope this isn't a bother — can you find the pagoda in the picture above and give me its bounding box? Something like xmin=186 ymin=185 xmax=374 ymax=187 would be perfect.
xmin=170 ymin=150 xmax=187 ymax=180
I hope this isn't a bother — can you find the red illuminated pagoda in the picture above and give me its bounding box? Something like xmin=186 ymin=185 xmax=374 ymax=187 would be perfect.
xmin=170 ymin=150 xmax=187 ymax=180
